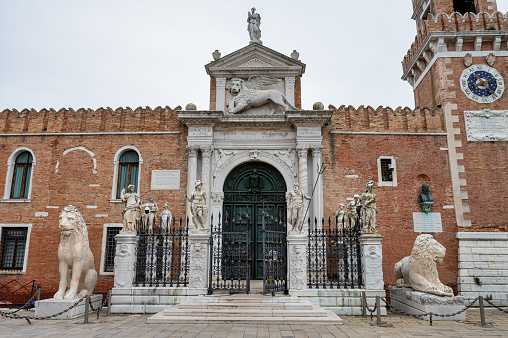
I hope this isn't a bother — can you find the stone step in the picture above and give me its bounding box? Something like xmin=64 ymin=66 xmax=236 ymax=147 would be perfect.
xmin=159 ymin=305 xmax=330 ymax=317
xmin=179 ymin=302 xmax=313 ymax=310
xmin=147 ymin=313 xmax=342 ymax=325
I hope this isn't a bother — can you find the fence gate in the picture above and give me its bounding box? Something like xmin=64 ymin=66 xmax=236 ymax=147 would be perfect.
xmin=208 ymin=210 xmax=250 ymax=294
xmin=261 ymin=206 xmax=288 ymax=295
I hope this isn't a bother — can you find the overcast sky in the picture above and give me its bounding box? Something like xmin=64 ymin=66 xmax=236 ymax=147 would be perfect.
xmin=1 ymin=0 xmax=507 ymax=111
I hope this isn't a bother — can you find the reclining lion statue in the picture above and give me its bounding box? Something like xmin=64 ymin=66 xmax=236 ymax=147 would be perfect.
xmin=226 ymin=77 xmax=297 ymax=114
xmin=394 ymin=234 xmax=453 ymax=297
xmin=54 ymin=205 xmax=97 ymax=300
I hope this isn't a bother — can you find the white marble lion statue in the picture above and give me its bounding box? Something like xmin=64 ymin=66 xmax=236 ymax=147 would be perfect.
xmin=394 ymin=234 xmax=453 ymax=297
xmin=54 ymin=205 xmax=97 ymax=300
xmin=226 ymin=76 xmax=297 ymax=114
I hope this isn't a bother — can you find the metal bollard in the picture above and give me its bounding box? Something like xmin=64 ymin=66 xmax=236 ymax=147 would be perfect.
xmin=107 ymin=290 xmax=112 ymax=316
xmin=84 ymin=294 xmax=90 ymax=324
xmin=479 ymin=296 xmax=486 ymax=326
xmin=376 ymin=296 xmax=381 ymax=326
xmin=362 ymin=292 xmax=366 ymax=317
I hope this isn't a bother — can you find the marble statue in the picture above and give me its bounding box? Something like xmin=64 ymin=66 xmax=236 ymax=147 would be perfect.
xmin=419 ymin=184 xmax=434 ymax=213
xmin=142 ymin=196 xmax=158 ymax=232
xmin=160 ymin=202 xmax=172 ymax=231
xmin=286 ymin=182 xmax=311 ymax=232
xmin=226 ymin=76 xmax=298 ymax=114
xmin=54 ymin=205 xmax=97 ymax=300
xmin=335 ymin=204 xmax=345 ymax=229
xmin=247 ymin=7 xmax=261 ymax=43
xmin=346 ymin=200 xmax=358 ymax=227
xmin=187 ymin=180 xmax=208 ymax=231
xmin=360 ymin=181 xmax=377 ymax=233
xmin=121 ymin=184 xmax=141 ymax=232
xmin=394 ymin=234 xmax=454 ymax=297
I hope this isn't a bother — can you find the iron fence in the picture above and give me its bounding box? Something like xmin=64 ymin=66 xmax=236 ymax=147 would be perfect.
xmin=308 ymin=216 xmax=363 ymax=289
xmin=134 ymin=216 xmax=189 ymax=287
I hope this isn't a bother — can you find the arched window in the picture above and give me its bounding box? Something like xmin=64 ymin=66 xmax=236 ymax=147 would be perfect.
xmin=116 ymin=150 xmax=139 ymax=198
xmin=10 ymin=152 xmax=33 ymax=199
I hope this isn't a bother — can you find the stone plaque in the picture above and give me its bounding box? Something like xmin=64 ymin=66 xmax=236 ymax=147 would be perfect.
xmin=413 ymin=212 xmax=442 ymax=233
xmin=188 ymin=127 xmax=213 ymax=137
xmin=297 ymin=127 xmax=321 ymax=137
xmin=151 ymin=170 xmax=180 ymax=190
xmin=464 ymin=110 xmax=508 ymax=142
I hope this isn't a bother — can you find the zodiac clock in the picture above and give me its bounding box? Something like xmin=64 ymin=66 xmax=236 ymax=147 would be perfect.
xmin=460 ymin=64 xmax=505 ymax=103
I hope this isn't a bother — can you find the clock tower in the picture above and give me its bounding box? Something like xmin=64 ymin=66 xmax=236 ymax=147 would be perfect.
xmin=402 ymin=0 xmax=508 ymax=305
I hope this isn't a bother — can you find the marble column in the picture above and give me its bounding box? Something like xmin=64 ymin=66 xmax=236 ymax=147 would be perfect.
xmin=297 ymin=147 xmax=309 ymax=229
xmin=311 ymin=146 xmax=323 ymax=228
xmin=287 ymin=234 xmax=308 ymax=296
xmin=360 ymin=234 xmax=386 ymax=315
xmin=215 ymin=78 xmax=227 ymax=112
xmin=285 ymin=77 xmax=296 ymax=106
xmin=113 ymin=232 xmax=139 ymax=289
xmin=187 ymin=232 xmax=210 ymax=295
xmin=186 ymin=146 xmax=199 ymax=229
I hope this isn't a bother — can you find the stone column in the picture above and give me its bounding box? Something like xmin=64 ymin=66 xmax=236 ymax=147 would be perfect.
xmin=113 ymin=232 xmax=139 ymax=289
xmin=201 ymin=146 xmax=212 ymax=215
xmin=285 ymin=77 xmax=296 ymax=106
xmin=187 ymin=232 xmax=210 ymax=295
xmin=297 ymin=146 xmax=309 ymax=229
xmin=311 ymin=146 xmax=323 ymax=228
xmin=287 ymin=234 xmax=308 ymax=296
xmin=186 ymin=146 xmax=199 ymax=229
xmin=360 ymin=234 xmax=386 ymax=315
xmin=215 ymin=78 xmax=227 ymax=112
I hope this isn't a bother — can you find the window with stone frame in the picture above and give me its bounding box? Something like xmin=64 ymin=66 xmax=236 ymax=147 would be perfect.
xmin=116 ymin=150 xmax=139 ymax=199
xmin=0 ymin=227 xmax=29 ymax=272
xmin=377 ymin=156 xmax=397 ymax=187
xmin=100 ymin=224 xmax=122 ymax=274
xmin=380 ymin=159 xmax=393 ymax=182
xmin=10 ymin=152 xmax=33 ymax=199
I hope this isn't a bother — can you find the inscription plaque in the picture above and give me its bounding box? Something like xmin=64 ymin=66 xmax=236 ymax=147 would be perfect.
xmin=464 ymin=110 xmax=508 ymax=142
xmin=151 ymin=170 xmax=180 ymax=190
xmin=413 ymin=212 xmax=442 ymax=233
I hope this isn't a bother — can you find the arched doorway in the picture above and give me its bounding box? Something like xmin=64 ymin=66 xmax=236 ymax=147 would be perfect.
xmin=209 ymin=162 xmax=288 ymax=294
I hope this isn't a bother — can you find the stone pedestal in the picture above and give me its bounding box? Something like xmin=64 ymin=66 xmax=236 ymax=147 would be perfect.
xmin=113 ymin=232 xmax=139 ymax=289
xmin=35 ymin=295 xmax=102 ymax=319
xmin=389 ymin=286 xmax=466 ymax=321
xmin=287 ymin=234 xmax=308 ymax=296
xmin=360 ymin=233 xmax=386 ymax=315
xmin=187 ymin=231 xmax=210 ymax=295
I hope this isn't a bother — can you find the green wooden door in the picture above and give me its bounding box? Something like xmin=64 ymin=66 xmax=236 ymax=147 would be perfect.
xmin=223 ymin=162 xmax=286 ymax=280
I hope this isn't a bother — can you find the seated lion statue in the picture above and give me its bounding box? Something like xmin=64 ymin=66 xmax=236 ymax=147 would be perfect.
xmin=54 ymin=205 xmax=97 ymax=300
xmin=394 ymin=234 xmax=453 ymax=297
xmin=226 ymin=77 xmax=297 ymax=114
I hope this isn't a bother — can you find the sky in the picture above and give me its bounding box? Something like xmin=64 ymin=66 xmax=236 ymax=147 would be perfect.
xmin=1 ymin=0 xmax=507 ymax=111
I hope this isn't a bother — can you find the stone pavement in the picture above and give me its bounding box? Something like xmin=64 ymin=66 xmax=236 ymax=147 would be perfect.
xmin=0 ymin=308 xmax=507 ymax=337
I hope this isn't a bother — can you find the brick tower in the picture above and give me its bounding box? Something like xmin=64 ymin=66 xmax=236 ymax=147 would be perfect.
xmin=402 ymin=0 xmax=508 ymax=305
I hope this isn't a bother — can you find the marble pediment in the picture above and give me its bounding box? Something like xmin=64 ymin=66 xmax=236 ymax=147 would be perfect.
xmin=205 ymin=43 xmax=305 ymax=78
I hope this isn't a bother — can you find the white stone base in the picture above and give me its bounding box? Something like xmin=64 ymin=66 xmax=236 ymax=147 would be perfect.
xmin=389 ymin=286 xmax=466 ymax=321
xmin=111 ymin=287 xmax=199 ymax=314
xmin=35 ymin=295 xmax=103 ymax=319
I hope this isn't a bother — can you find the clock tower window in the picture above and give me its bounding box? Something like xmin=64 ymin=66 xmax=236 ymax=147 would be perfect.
xmin=453 ymin=0 xmax=477 ymax=15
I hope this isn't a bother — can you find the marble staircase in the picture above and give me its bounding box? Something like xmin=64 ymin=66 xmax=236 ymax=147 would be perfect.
xmin=147 ymin=293 xmax=343 ymax=324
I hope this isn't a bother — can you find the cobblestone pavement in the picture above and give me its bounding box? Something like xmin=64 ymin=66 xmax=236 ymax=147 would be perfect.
xmin=0 ymin=309 xmax=507 ymax=337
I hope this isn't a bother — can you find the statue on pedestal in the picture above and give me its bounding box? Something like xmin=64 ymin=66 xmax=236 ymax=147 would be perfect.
xmin=54 ymin=205 xmax=97 ymax=300
xmin=419 ymin=184 xmax=434 ymax=213
xmin=160 ymin=202 xmax=172 ymax=231
xmin=142 ymin=196 xmax=158 ymax=232
xmin=247 ymin=7 xmax=261 ymax=43
xmin=360 ymin=180 xmax=378 ymax=233
xmin=286 ymin=182 xmax=311 ymax=232
xmin=121 ymin=184 xmax=141 ymax=232
xmin=335 ymin=204 xmax=345 ymax=229
xmin=187 ymin=181 xmax=208 ymax=231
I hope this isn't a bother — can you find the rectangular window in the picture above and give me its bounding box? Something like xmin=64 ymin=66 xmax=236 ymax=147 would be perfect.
xmin=0 ymin=227 xmax=28 ymax=271
xmin=11 ymin=163 xmax=32 ymax=199
xmin=100 ymin=224 xmax=122 ymax=275
xmin=380 ymin=159 xmax=393 ymax=182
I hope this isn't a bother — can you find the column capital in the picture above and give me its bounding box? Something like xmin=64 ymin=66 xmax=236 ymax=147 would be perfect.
xmin=187 ymin=146 xmax=199 ymax=157
xmin=200 ymin=146 xmax=213 ymax=156
xmin=215 ymin=77 xmax=227 ymax=86
xmin=311 ymin=145 xmax=323 ymax=156
xmin=296 ymin=147 xmax=309 ymax=157
xmin=285 ymin=76 xmax=296 ymax=86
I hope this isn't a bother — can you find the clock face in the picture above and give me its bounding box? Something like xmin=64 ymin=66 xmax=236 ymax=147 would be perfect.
xmin=460 ymin=65 xmax=505 ymax=103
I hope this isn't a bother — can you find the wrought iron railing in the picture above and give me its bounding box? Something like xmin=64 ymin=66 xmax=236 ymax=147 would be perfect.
xmin=308 ymin=217 xmax=363 ymax=289
xmin=0 ymin=279 xmax=36 ymax=308
xmin=134 ymin=216 xmax=189 ymax=287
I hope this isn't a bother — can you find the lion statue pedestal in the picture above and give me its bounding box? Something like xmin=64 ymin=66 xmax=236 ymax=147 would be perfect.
xmin=35 ymin=205 xmax=102 ymax=319
xmin=389 ymin=234 xmax=465 ymax=321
